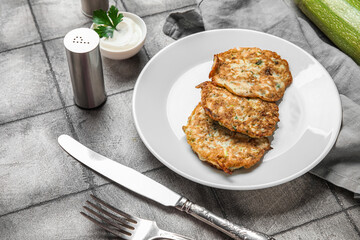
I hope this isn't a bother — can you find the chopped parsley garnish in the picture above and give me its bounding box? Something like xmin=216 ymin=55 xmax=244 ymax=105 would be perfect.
xmin=93 ymin=5 xmax=123 ymax=38
xmin=255 ymin=60 xmax=262 ymax=65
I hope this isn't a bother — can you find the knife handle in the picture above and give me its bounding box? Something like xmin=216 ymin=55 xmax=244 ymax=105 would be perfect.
xmin=175 ymin=197 xmax=275 ymax=240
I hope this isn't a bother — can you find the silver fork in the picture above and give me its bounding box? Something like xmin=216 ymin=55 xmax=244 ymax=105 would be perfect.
xmin=81 ymin=195 xmax=194 ymax=240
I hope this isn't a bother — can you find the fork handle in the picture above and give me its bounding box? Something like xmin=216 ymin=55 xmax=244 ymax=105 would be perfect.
xmin=175 ymin=197 xmax=275 ymax=240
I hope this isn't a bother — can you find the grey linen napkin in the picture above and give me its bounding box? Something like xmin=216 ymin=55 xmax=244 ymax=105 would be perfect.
xmin=163 ymin=0 xmax=360 ymax=195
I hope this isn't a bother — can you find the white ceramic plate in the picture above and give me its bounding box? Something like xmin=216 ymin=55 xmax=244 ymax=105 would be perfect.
xmin=132 ymin=29 xmax=342 ymax=190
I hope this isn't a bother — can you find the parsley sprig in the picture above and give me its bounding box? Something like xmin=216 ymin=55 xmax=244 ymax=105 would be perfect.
xmin=93 ymin=5 xmax=123 ymax=39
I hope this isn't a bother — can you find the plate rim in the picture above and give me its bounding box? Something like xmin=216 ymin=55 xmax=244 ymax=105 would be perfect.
xmin=132 ymin=28 xmax=342 ymax=190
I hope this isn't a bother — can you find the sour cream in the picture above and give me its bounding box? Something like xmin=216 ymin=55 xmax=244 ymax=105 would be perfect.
xmin=100 ymin=17 xmax=142 ymax=51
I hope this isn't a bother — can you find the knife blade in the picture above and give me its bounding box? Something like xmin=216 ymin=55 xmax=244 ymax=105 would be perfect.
xmin=58 ymin=134 xmax=274 ymax=240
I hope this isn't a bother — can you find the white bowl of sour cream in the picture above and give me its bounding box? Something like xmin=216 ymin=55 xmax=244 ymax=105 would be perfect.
xmin=92 ymin=12 xmax=147 ymax=60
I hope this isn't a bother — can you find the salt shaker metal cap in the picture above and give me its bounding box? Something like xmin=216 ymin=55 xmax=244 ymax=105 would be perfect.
xmin=64 ymin=28 xmax=106 ymax=109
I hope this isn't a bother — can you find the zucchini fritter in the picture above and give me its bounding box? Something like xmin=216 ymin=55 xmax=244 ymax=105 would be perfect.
xmin=197 ymin=81 xmax=279 ymax=138
xmin=182 ymin=104 xmax=271 ymax=174
xmin=209 ymin=47 xmax=292 ymax=102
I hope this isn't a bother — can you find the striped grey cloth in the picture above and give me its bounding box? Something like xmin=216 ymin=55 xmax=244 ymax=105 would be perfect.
xmin=163 ymin=0 xmax=360 ymax=196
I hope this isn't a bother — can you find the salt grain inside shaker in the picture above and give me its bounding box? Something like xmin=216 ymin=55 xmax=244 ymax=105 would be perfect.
xmin=64 ymin=28 xmax=107 ymax=109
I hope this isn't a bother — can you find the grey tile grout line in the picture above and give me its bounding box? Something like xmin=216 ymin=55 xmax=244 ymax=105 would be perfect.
xmin=91 ymin=166 xmax=167 ymax=189
xmin=0 ymin=155 xmax=166 ymax=219
xmin=0 ymin=41 xmax=41 ymax=54
xmin=0 ymin=165 xmax=194 ymax=218
xmin=107 ymin=88 xmax=134 ymax=97
xmin=327 ymin=183 xmax=360 ymax=237
xmin=0 ymin=4 xmax=196 ymax=56
xmin=272 ymin=205 xmax=360 ymax=237
xmin=0 ymin=88 xmax=134 ymax=128
xmin=43 ymin=36 xmax=65 ymax=43
xmin=344 ymin=208 xmax=360 ymax=238
xmin=1 ymin=175 xmax=359 ymax=233
xmin=141 ymin=165 xmax=166 ymax=175
xmin=202 ymin=181 xmax=360 ymax=238
xmin=62 ymin=87 xmax=135 ymax=108
xmin=0 ymin=107 xmax=64 ymax=127
xmin=0 ymin=181 xmax=115 ymax=219
xmin=198 ymin=0 xmax=205 ymax=7
xmin=62 ymin=88 xmax=135 ymax=108
xmin=137 ymin=3 xmax=198 ymax=18
xmin=272 ymin=209 xmax=344 ymax=236
xmin=271 ymin=181 xmax=360 ymax=236
xmin=26 ymin=0 xmax=97 ymax=193
xmin=119 ymin=0 xmax=128 ymax=11
xmin=118 ymin=0 xmax=196 ymax=19
xmin=0 ymin=165 xmax=172 ymax=219
xmin=143 ymin=46 xmax=152 ymax=60
xmin=0 ymin=186 xmax=97 ymax=219
xmin=209 ymin=188 xmax=228 ymax=219
xmin=57 ymin=88 xmax=135 ymax=108
xmin=25 ymin=0 xmax=66 ymax=115
xmin=210 ymin=188 xmax=234 ymax=239
xmin=85 ymin=166 xmax=167 ymax=190
xmin=327 ymin=181 xmax=346 ymax=208
xmin=1 ymin=189 xmax=358 ymax=240
xmin=0 ymin=36 xmax=65 ymax=55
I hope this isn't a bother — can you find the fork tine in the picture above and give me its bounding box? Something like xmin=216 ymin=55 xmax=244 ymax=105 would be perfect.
xmin=90 ymin=194 xmax=138 ymax=223
xmin=86 ymin=201 xmax=135 ymax=230
xmin=83 ymin=206 xmax=133 ymax=235
xmin=80 ymin=211 xmax=131 ymax=240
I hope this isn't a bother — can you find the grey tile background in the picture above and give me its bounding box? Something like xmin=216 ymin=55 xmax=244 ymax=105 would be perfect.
xmin=213 ymin=174 xmax=342 ymax=235
xmin=29 ymin=0 xmax=120 ymax=41
xmin=333 ymin=185 xmax=360 ymax=209
xmin=0 ymin=190 xmax=103 ymax=239
xmin=348 ymin=207 xmax=360 ymax=231
xmin=66 ymin=92 xmax=163 ymax=186
xmin=1 ymin=0 xmax=359 ymax=239
xmin=275 ymin=212 xmax=360 ymax=240
xmin=0 ymin=0 xmax=40 ymax=52
xmin=122 ymin=0 xmax=196 ymax=17
xmin=0 ymin=44 xmax=62 ymax=124
xmin=0 ymin=110 xmax=88 ymax=215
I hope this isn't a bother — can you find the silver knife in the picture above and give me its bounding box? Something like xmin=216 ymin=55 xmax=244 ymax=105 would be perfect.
xmin=58 ymin=134 xmax=274 ymax=240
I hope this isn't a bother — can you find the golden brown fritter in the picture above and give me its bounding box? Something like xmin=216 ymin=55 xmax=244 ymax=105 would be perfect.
xmin=197 ymin=81 xmax=279 ymax=138
xmin=209 ymin=47 xmax=292 ymax=102
xmin=182 ymin=103 xmax=271 ymax=174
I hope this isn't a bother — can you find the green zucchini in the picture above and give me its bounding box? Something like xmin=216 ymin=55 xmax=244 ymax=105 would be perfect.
xmin=295 ymin=0 xmax=360 ymax=65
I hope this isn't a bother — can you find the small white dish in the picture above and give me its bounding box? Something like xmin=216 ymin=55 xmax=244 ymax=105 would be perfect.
xmin=132 ymin=29 xmax=342 ymax=190
xmin=91 ymin=12 xmax=147 ymax=60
